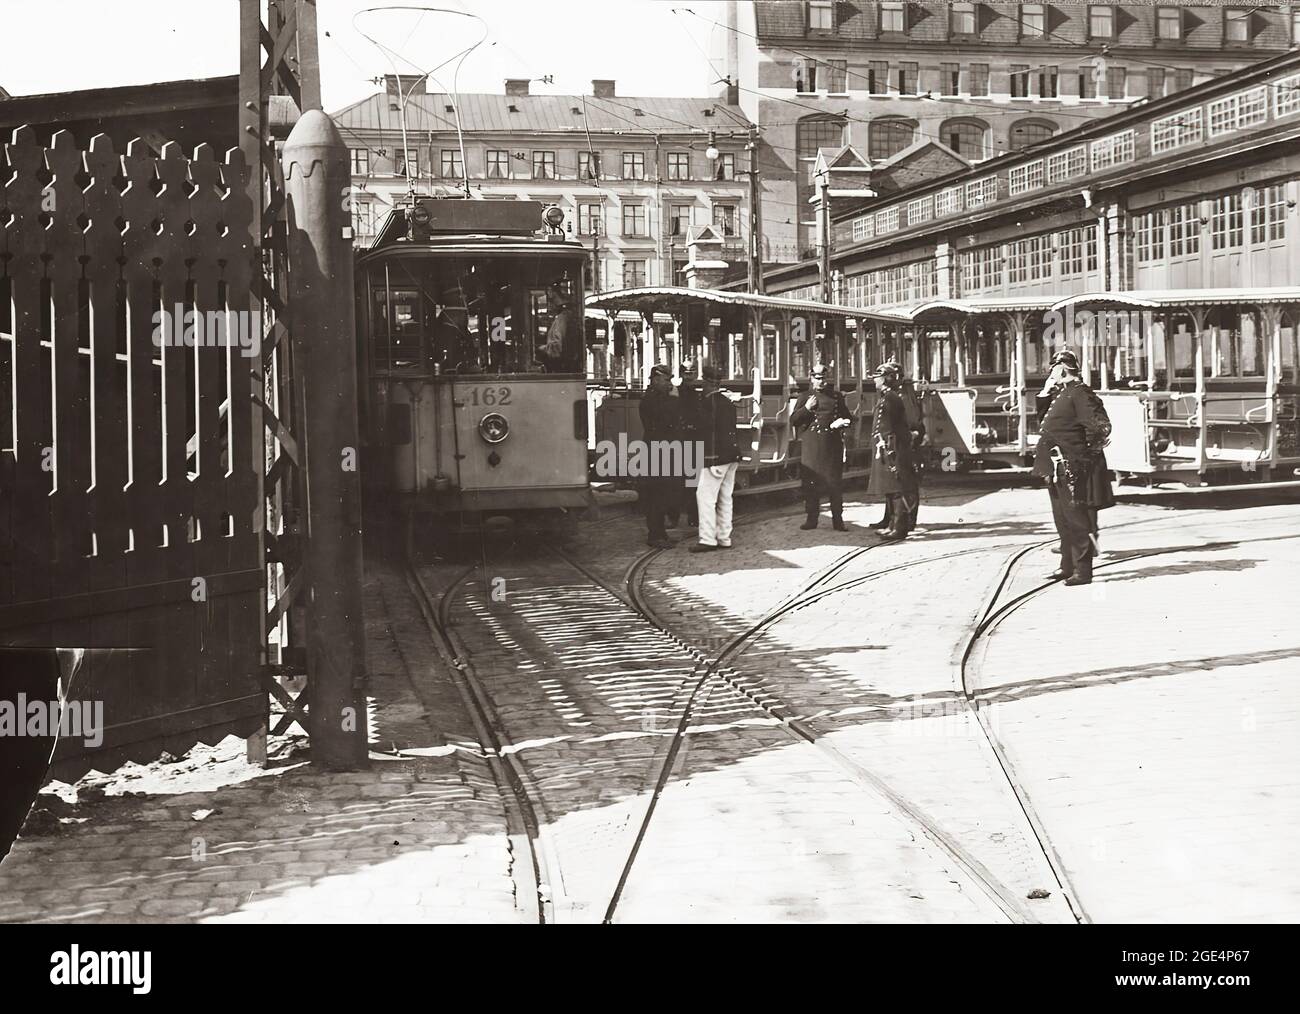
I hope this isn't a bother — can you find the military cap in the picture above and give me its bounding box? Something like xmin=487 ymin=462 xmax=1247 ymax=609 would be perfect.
xmin=872 ymin=360 xmax=902 ymax=381
xmin=701 ymin=363 xmax=723 ymax=381
xmin=1050 ymin=349 xmax=1081 ymax=371
xmin=649 ymin=364 xmax=672 ymax=379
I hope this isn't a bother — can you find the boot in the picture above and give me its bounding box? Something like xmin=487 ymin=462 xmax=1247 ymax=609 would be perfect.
xmin=800 ymin=516 xmax=819 ymax=530
xmin=832 ymin=517 xmax=847 ymax=532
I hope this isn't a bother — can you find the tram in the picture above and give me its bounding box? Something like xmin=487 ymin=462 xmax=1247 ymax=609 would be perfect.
xmin=356 ymin=198 xmax=593 ymax=526
xmin=894 ymin=289 xmax=1300 ymax=484
xmin=583 ymin=287 xmax=908 ymax=493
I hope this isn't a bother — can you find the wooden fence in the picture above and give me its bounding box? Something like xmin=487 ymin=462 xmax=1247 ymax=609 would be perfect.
xmin=0 ymin=127 xmax=266 ymax=780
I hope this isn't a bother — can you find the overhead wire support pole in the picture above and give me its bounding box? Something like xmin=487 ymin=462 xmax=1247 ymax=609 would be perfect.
xmin=746 ymin=125 xmax=765 ymax=294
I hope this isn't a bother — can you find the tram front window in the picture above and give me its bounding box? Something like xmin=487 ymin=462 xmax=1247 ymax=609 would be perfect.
xmin=368 ymin=254 xmax=585 ymax=375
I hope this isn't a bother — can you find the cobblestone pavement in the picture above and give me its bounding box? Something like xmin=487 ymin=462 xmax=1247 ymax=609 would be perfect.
xmin=0 ymin=568 xmax=522 ymax=924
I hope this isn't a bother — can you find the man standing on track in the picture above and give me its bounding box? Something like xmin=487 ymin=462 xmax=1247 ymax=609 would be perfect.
xmin=691 ymin=364 xmax=740 ymax=553
xmin=1032 ymin=349 xmax=1115 ymax=585
xmin=638 ymin=364 xmax=680 ymax=549
xmin=791 ymin=364 xmax=851 ymax=531
xmin=669 ymin=359 xmax=700 ymax=530
xmin=868 ymin=361 xmax=920 ymax=541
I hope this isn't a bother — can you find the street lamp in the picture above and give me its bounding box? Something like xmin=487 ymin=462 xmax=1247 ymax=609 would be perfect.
xmin=705 ymin=131 xmax=720 ymax=163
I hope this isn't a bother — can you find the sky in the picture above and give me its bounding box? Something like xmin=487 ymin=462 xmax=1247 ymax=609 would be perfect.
xmin=0 ymin=0 xmax=731 ymax=109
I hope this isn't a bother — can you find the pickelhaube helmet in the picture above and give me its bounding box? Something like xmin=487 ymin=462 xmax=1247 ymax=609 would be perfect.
xmin=1050 ymin=349 xmax=1081 ymax=371
xmin=872 ymin=360 xmax=902 ymax=383
xmin=810 ymin=364 xmax=830 ymax=378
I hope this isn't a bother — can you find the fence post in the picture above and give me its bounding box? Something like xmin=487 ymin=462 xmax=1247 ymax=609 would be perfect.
xmin=282 ymin=111 xmax=369 ymax=770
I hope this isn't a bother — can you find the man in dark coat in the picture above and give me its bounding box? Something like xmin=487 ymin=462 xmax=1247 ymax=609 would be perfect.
xmin=638 ymin=365 xmax=680 ymax=549
xmin=868 ymin=361 xmax=920 ymax=541
xmin=872 ymin=378 xmax=926 ymax=533
xmin=791 ymin=364 xmax=852 ymax=531
xmin=1032 ymin=349 xmax=1115 ymax=585
xmin=691 ymin=364 xmax=741 ymax=552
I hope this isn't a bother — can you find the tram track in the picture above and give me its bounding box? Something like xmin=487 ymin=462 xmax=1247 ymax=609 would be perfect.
xmin=402 ymin=493 xmax=1293 ymax=924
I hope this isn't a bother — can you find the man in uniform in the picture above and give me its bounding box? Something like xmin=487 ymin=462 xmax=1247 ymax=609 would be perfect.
xmin=872 ymin=377 xmax=926 ymax=533
xmin=1032 ymin=349 xmax=1115 ymax=585
xmin=669 ymin=359 xmax=700 ymax=530
xmin=868 ymin=361 xmax=920 ymax=541
xmin=691 ymin=364 xmax=740 ymax=553
xmin=638 ymin=365 xmax=680 ymax=549
xmin=791 ymin=364 xmax=852 ymax=531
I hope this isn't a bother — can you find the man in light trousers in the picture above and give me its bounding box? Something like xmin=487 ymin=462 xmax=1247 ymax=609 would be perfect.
xmin=691 ymin=364 xmax=741 ymax=553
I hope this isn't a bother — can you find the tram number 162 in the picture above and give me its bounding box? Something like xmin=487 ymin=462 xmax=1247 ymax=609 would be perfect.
xmin=466 ymin=386 xmax=513 ymax=407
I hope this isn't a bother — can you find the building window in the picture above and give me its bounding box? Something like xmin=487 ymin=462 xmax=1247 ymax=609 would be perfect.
xmin=1108 ymin=66 xmax=1127 ymax=100
xmin=622 ymin=151 xmax=646 ymax=180
xmin=1157 ymin=7 xmax=1182 ymax=40
xmin=1275 ymin=73 xmax=1300 ymax=118
xmin=579 ymin=151 xmax=602 ymax=181
xmin=1151 ymin=108 xmax=1203 ymax=153
xmin=881 ymin=1 xmax=906 ymax=33
xmin=670 ymin=202 xmax=693 ymax=237
xmin=532 ymin=151 xmax=557 ymax=179
xmin=1090 ymin=129 xmax=1135 ymax=171
xmin=1079 ymin=64 xmax=1099 ymax=99
xmin=809 ymin=0 xmax=835 ymax=30
xmin=1047 ymin=145 xmax=1087 ymax=181
xmin=945 ymin=120 xmax=988 ymax=159
xmin=1148 ymin=68 xmax=1166 ymax=100
xmin=827 ymin=59 xmax=848 ymax=93
xmin=1212 ymin=192 xmax=1244 ymax=249
xmin=350 ymin=148 xmax=370 ymax=175
xmin=714 ymin=152 xmax=736 ymax=181
xmin=797 ymin=117 xmax=846 ymax=159
xmin=621 ymin=203 xmax=647 ymax=237
xmin=868 ymin=61 xmax=889 ymax=95
xmin=966 ymin=175 xmax=999 ymax=208
xmin=351 ymin=199 xmax=375 ymax=237
xmin=1021 ymin=4 xmax=1046 ymax=38
xmin=486 ymin=149 xmax=510 ymax=178
xmin=897 ymin=62 xmax=919 ymax=95
xmin=951 ymin=2 xmax=977 ymax=34
xmin=941 ymin=63 xmax=960 ymax=96
xmin=1038 ymin=66 xmax=1059 ymax=99
xmin=1293 ymin=10 xmax=1300 ymax=43
xmin=1089 ymin=5 xmax=1115 ymax=38
xmin=870 ymin=119 xmax=916 ymax=159
xmin=441 ymin=149 xmax=463 ymax=178
xmin=667 ymin=152 xmax=691 ymax=180
xmin=578 ymin=203 xmax=603 ymax=236
xmin=1174 ymin=68 xmax=1194 ymax=93
xmin=795 ymin=58 xmax=818 ymax=92
xmin=713 ymin=203 xmax=738 ymax=237
xmin=1010 ymin=65 xmax=1031 ymax=99
xmin=1135 ymin=209 xmax=1167 ymax=263
xmin=1249 ymin=184 xmax=1287 ymax=243
xmin=1225 ymin=8 xmax=1252 ymax=43
xmin=395 ymin=148 xmax=420 ymax=178
xmin=1169 ymin=202 xmax=1201 ymax=256
xmin=969 ymin=64 xmax=990 ymax=96
xmin=1009 ymin=120 xmax=1056 ymax=151
xmin=935 ymin=185 xmax=965 ymax=217
xmin=623 ymin=259 xmax=647 ymax=288
xmin=1009 ymin=159 xmax=1046 ymax=195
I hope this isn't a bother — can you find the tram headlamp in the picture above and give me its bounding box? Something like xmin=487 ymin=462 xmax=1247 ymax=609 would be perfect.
xmin=410 ymin=205 xmax=432 ymax=226
xmin=543 ymin=205 xmax=566 ymax=230
xmin=479 ymin=412 xmax=510 ymax=444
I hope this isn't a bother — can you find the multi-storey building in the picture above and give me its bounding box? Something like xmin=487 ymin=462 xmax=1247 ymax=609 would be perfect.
xmin=709 ymin=1 xmax=1295 ymax=262
xmin=332 ymin=77 xmax=752 ymax=292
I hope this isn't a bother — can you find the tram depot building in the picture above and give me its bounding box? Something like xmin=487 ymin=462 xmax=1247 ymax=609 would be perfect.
xmin=752 ymin=48 xmax=1300 ymax=483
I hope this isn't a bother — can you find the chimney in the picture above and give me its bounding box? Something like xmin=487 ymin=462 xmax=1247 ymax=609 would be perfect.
xmin=505 ymin=79 xmax=530 ymax=97
xmin=592 ymin=79 xmax=616 ymax=98
xmin=384 ymin=74 xmax=427 ymax=98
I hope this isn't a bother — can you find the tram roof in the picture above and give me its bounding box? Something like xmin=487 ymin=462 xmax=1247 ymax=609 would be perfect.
xmin=584 ymin=286 xmax=907 ymax=322
xmin=1049 ymin=288 xmax=1300 ymax=312
xmin=902 ymin=297 xmax=1057 ymax=321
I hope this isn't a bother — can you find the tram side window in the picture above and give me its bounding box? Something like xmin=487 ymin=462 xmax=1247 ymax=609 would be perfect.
xmin=790 ymin=338 xmax=808 ymax=379
xmin=1223 ymin=317 xmax=1265 ymax=378
xmin=706 ymin=318 xmax=726 ymax=373
xmin=1171 ymin=326 xmax=1202 ymax=379
xmin=730 ymin=330 xmax=751 ymax=380
xmin=760 ymin=324 xmax=779 ymax=380
xmin=1023 ymin=336 xmax=1048 ymax=377
xmin=845 ymin=336 xmax=860 ymax=379
xmin=1282 ymin=326 xmax=1298 ymax=384
xmin=927 ymin=337 xmax=954 ymax=383
xmin=972 ymin=329 xmax=1008 ymax=375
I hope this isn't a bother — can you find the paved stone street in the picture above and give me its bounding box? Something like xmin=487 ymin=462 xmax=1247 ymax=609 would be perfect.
xmin=2 ymin=484 xmax=1297 ymax=922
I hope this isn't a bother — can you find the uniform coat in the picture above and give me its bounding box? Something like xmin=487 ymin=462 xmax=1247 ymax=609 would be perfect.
xmin=638 ymin=386 xmax=682 ymax=540
xmin=868 ymin=388 xmax=919 ymax=497
xmin=1032 ymin=380 xmax=1114 ymax=579
xmin=791 ymin=387 xmax=851 ymax=483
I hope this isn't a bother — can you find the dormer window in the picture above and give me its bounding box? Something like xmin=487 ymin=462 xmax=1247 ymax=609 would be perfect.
xmin=1089 ymin=5 xmax=1115 ymax=39
xmin=1157 ymin=6 xmax=1183 ymax=40
xmin=881 ymin=1 xmax=906 ymax=33
xmin=1021 ymin=3 xmax=1046 ymax=38
xmin=1225 ymin=7 xmax=1252 ymax=43
xmin=951 ymin=2 xmax=977 ymax=35
xmin=809 ymin=0 xmax=835 ymax=31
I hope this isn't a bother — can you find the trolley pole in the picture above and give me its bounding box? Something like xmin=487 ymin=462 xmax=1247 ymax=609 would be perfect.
xmin=746 ymin=126 xmax=765 ymax=294
xmin=283 ymin=111 xmax=370 ymax=770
